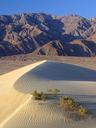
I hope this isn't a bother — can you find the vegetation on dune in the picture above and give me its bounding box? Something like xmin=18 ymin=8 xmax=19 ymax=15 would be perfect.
xmin=32 ymin=88 xmax=60 ymax=101
xmin=60 ymin=96 xmax=90 ymax=118
xmin=32 ymin=89 xmax=91 ymax=119
xmin=33 ymin=90 xmax=48 ymax=101
xmin=47 ymin=88 xmax=60 ymax=96
xmin=78 ymin=106 xmax=89 ymax=117
xmin=60 ymin=96 xmax=78 ymax=111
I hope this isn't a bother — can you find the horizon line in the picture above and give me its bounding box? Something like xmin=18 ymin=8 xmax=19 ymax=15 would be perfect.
xmin=0 ymin=11 xmax=96 ymax=19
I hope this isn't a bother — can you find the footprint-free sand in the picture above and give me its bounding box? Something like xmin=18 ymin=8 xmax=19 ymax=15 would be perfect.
xmin=0 ymin=60 xmax=46 ymax=127
xmin=0 ymin=60 xmax=96 ymax=128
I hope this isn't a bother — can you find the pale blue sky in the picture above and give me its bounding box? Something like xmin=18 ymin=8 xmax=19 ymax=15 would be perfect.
xmin=0 ymin=0 xmax=96 ymax=18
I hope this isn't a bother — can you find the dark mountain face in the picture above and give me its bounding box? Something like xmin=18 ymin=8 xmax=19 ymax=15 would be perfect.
xmin=0 ymin=13 xmax=96 ymax=57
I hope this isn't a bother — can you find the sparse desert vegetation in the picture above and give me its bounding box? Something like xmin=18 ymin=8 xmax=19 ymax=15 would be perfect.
xmin=60 ymin=96 xmax=78 ymax=111
xmin=60 ymin=96 xmax=90 ymax=119
xmin=32 ymin=89 xmax=91 ymax=120
xmin=78 ymin=106 xmax=89 ymax=117
xmin=47 ymin=88 xmax=60 ymax=96
xmin=33 ymin=90 xmax=48 ymax=101
xmin=32 ymin=89 xmax=61 ymax=101
xmin=1 ymin=60 xmax=96 ymax=128
xmin=1 ymin=3 xmax=96 ymax=128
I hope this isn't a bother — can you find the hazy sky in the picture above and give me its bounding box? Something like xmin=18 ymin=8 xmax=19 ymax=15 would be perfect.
xmin=0 ymin=0 xmax=96 ymax=18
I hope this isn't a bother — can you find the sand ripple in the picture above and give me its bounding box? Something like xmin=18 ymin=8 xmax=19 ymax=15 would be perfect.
xmin=3 ymin=100 xmax=96 ymax=128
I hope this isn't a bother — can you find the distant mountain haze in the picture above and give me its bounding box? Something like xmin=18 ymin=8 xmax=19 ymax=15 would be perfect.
xmin=0 ymin=13 xmax=96 ymax=57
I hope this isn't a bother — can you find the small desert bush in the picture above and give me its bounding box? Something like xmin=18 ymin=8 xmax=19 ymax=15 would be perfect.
xmin=60 ymin=96 xmax=90 ymax=119
xmin=60 ymin=96 xmax=78 ymax=111
xmin=33 ymin=90 xmax=47 ymax=101
xmin=78 ymin=106 xmax=89 ymax=117
xmin=47 ymin=88 xmax=60 ymax=96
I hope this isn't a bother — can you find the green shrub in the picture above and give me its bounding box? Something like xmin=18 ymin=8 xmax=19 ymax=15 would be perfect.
xmin=60 ymin=96 xmax=90 ymax=119
xmin=47 ymin=88 xmax=60 ymax=96
xmin=60 ymin=96 xmax=78 ymax=111
xmin=33 ymin=90 xmax=38 ymax=97
xmin=33 ymin=90 xmax=47 ymax=101
xmin=78 ymin=106 xmax=89 ymax=117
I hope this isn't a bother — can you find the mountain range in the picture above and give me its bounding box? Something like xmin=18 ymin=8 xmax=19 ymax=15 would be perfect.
xmin=0 ymin=13 xmax=96 ymax=57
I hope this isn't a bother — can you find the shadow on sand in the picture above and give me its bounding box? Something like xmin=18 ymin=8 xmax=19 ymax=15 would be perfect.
xmin=14 ymin=61 xmax=96 ymax=93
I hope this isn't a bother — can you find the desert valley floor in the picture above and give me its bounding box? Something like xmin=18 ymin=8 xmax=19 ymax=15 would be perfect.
xmin=0 ymin=59 xmax=96 ymax=128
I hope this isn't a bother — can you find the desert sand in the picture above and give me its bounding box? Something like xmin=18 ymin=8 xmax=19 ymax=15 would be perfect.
xmin=3 ymin=100 xmax=96 ymax=128
xmin=0 ymin=60 xmax=96 ymax=128
xmin=0 ymin=60 xmax=46 ymax=127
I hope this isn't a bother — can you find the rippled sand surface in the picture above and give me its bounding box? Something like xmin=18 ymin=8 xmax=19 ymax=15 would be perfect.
xmin=1 ymin=60 xmax=96 ymax=128
xmin=0 ymin=60 xmax=46 ymax=127
xmin=3 ymin=100 xmax=96 ymax=128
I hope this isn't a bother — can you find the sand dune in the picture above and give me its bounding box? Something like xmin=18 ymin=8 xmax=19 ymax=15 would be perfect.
xmin=14 ymin=60 xmax=96 ymax=95
xmin=3 ymin=99 xmax=96 ymax=128
xmin=0 ymin=60 xmax=96 ymax=128
xmin=0 ymin=60 xmax=46 ymax=127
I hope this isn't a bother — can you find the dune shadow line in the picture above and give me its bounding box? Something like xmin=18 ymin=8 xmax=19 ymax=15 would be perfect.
xmin=14 ymin=61 xmax=96 ymax=93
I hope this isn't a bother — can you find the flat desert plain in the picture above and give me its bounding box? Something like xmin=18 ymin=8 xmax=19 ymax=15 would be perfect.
xmin=0 ymin=60 xmax=96 ymax=128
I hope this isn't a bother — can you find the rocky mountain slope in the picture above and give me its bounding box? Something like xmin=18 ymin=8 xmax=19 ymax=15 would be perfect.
xmin=0 ymin=13 xmax=96 ymax=57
